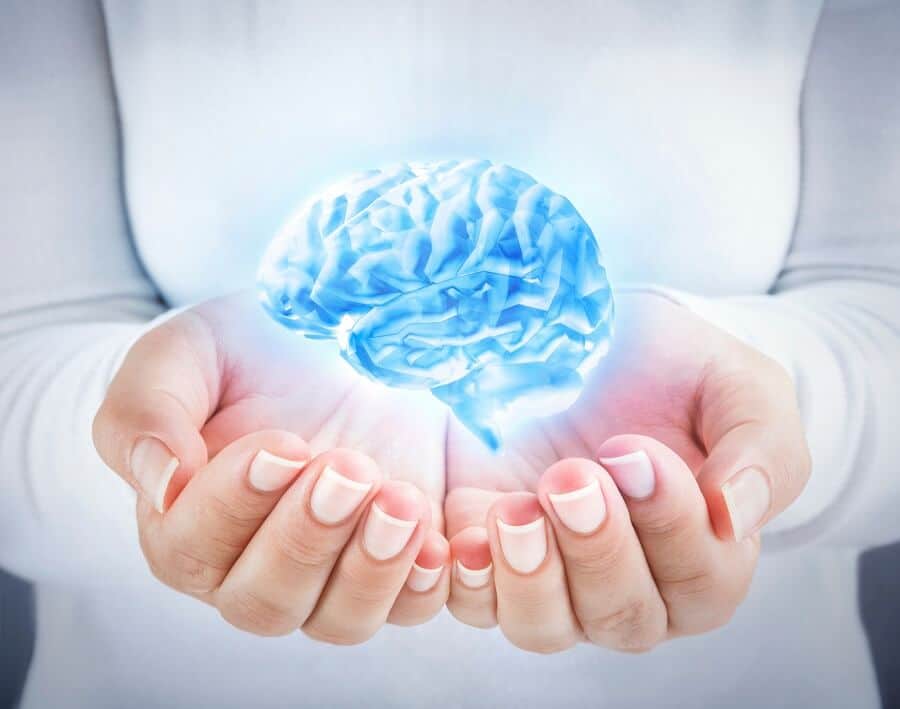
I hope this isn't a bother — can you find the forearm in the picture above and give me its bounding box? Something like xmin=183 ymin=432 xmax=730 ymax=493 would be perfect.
xmin=0 ymin=321 xmax=154 ymax=585
xmin=0 ymin=1 xmax=172 ymax=584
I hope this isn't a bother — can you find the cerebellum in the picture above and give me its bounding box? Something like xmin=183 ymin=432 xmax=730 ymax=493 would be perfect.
xmin=257 ymin=159 xmax=614 ymax=449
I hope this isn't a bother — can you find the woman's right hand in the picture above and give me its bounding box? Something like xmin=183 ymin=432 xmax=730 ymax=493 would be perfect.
xmin=92 ymin=291 xmax=450 ymax=641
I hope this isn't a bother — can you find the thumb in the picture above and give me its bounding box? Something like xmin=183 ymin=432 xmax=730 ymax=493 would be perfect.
xmin=92 ymin=314 xmax=216 ymax=513
xmin=696 ymin=360 xmax=812 ymax=542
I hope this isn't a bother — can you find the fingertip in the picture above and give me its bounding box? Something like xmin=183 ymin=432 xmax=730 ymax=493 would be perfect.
xmin=488 ymin=493 xmax=551 ymax=577
xmin=405 ymin=530 xmax=450 ymax=595
xmin=416 ymin=528 xmax=450 ymax=570
xmin=95 ymin=389 xmax=209 ymax=504
xmin=596 ymin=434 xmax=696 ymax=502
xmin=256 ymin=429 xmax=311 ymax=465
xmin=447 ymin=526 xmax=496 ymax=628
xmin=717 ymin=466 xmax=772 ymax=542
xmin=595 ymin=434 xmax=656 ymax=461
xmin=133 ymin=431 xmax=208 ymax=514
xmin=696 ymin=423 xmax=803 ymax=542
xmin=541 ymin=458 xmax=599 ymax=493
xmin=373 ymin=480 xmax=432 ymax=525
xmin=539 ymin=459 xmax=608 ymax=537
xmin=216 ymin=429 xmax=310 ymax=486
xmin=450 ymin=526 xmax=492 ymax=573
xmin=316 ymin=448 xmax=384 ymax=486
xmin=489 ymin=492 xmax=543 ymax=527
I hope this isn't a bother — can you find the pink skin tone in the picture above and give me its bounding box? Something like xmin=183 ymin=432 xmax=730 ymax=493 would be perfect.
xmin=93 ymin=289 xmax=809 ymax=650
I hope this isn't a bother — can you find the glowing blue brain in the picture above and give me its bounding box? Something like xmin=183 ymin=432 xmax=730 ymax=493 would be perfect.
xmin=257 ymin=160 xmax=614 ymax=450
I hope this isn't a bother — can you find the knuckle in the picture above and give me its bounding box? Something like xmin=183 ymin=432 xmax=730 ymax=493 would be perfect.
xmin=199 ymin=493 xmax=262 ymax=538
xmin=635 ymin=509 xmax=694 ymax=540
xmin=333 ymin=563 xmax=396 ymax=606
xmin=564 ymin=527 xmax=630 ymax=580
xmin=138 ymin=523 xmax=186 ymax=590
xmin=660 ymin=570 xmax=717 ymax=605
xmin=272 ymin=525 xmax=336 ymax=573
xmin=138 ymin=521 xmax=232 ymax=595
xmin=143 ymin=551 xmax=170 ymax=588
xmin=582 ymin=598 xmax=664 ymax=651
xmin=218 ymin=590 xmax=297 ymax=637
xmin=164 ymin=543 xmax=229 ymax=593
xmin=661 ymin=565 xmax=750 ymax=635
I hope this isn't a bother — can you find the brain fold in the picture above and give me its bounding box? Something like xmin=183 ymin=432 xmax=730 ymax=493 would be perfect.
xmin=258 ymin=160 xmax=614 ymax=450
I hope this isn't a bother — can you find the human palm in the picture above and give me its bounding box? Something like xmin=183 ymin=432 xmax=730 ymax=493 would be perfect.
xmin=445 ymin=292 xmax=712 ymax=524
xmin=194 ymin=290 xmax=448 ymax=524
xmin=200 ymin=289 xmax=769 ymax=535
xmin=96 ymin=288 xmax=806 ymax=648
xmin=438 ymin=290 xmax=809 ymax=650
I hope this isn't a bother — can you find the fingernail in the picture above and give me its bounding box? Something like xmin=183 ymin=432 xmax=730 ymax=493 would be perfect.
xmin=407 ymin=563 xmax=443 ymax=593
xmin=248 ymin=450 xmax=307 ymax=492
xmin=599 ymin=450 xmax=655 ymax=500
xmin=456 ymin=560 xmax=493 ymax=589
xmin=310 ymin=465 xmax=373 ymax=525
xmin=722 ymin=467 xmax=771 ymax=541
xmin=131 ymin=437 xmax=179 ymax=514
xmin=363 ymin=503 xmax=417 ymax=561
xmin=496 ymin=517 xmax=547 ymax=574
xmin=549 ymin=479 xmax=606 ymax=534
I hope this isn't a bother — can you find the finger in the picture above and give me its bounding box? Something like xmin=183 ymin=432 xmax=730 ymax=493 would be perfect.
xmin=444 ymin=486 xmax=503 ymax=539
xmin=214 ymin=449 xmax=381 ymax=636
xmin=535 ymin=460 xmax=668 ymax=652
xmin=138 ymin=429 xmax=309 ymax=596
xmin=447 ymin=526 xmax=497 ymax=629
xmin=303 ymin=481 xmax=430 ymax=645
xmin=487 ymin=493 xmax=581 ymax=653
xmin=695 ymin=359 xmax=811 ymax=541
xmin=388 ymin=529 xmax=450 ymax=626
xmin=92 ymin=315 xmax=216 ymax=512
xmin=596 ymin=437 xmax=757 ymax=635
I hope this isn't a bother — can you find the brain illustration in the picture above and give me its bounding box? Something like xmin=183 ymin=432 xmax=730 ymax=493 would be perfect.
xmin=257 ymin=159 xmax=614 ymax=450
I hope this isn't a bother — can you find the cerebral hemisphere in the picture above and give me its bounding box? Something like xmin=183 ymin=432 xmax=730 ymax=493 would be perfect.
xmin=257 ymin=159 xmax=614 ymax=450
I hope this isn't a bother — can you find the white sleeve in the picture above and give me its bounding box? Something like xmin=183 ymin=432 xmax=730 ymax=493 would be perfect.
xmin=0 ymin=0 xmax=163 ymax=585
xmin=672 ymin=1 xmax=900 ymax=550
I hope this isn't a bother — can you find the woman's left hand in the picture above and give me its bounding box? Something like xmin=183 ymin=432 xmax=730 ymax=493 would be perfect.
xmin=443 ymin=290 xmax=812 ymax=652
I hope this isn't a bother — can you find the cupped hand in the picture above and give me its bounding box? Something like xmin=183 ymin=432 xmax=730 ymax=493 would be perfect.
xmin=444 ymin=290 xmax=811 ymax=653
xmin=92 ymin=290 xmax=450 ymax=641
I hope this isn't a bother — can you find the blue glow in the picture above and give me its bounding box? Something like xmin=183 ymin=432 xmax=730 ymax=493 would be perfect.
xmin=257 ymin=160 xmax=614 ymax=450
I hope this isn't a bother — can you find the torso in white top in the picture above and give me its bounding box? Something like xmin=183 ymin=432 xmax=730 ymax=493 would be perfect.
xmin=17 ymin=2 xmax=884 ymax=707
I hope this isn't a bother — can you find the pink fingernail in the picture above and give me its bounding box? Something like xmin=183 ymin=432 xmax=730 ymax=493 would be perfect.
xmin=131 ymin=437 xmax=179 ymax=514
xmin=363 ymin=504 xmax=417 ymax=561
xmin=722 ymin=467 xmax=771 ymax=541
xmin=407 ymin=563 xmax=443 ymax=593
xmin=599 ymin=450 xmax=655 ymax=500
xmin=496 ymin=517 xmax=547 ymax=574
xmin=248 ymin=450 xmax=307 ymax=492
xmin=549 ymin=479 xmax=606 ymax=534
xmin=456 ymin=561 xmax=493 ymax=589
xmin=310 ymin=465 xmax=373 ymax=525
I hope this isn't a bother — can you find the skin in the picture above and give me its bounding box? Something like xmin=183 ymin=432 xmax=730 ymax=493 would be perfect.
xmin=92 ymin=289 xmax=810 ymax=650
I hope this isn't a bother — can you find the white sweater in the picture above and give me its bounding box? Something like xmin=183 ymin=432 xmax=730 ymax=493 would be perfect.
xmin=1 ymin=1 xmax=898 ymax=706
